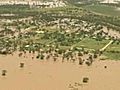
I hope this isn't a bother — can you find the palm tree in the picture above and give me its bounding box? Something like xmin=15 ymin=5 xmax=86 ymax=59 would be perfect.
xmin=78 ymin=57 xmax=83 ymax=65
xmin=93 ymin=53 xmax=98 ymax=58
xmin=40 ymin=54 xmax=45 ymax=60
xmin=53 ymin=56 xmax=57 ymax=62
xmin=88 ymin=54 xmax=93 ymax=63
xmin=46 ymin=54 xmax=50 ymax=60
xmin=18 ymin=52 xmax=23 ymax=57
xmin=85 ymin=60 xmax=92 ymax=66
xmin=20 ymin=63 xmax=24 ymax=68
xmin=2 ymin=70 xmax=7 ymax=76
xmin=78 ymin=51 xmax=83 ymax=56
xmin=83 ymin=77 xmax=89 ymax=83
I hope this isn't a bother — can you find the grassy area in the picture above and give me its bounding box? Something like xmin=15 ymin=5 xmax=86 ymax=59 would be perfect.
xmin=82 ymin=5 xmax=120 ymax=16
xmin=73 ymin=38 xmax=120 ymax=60
xmin=104 ymin=52 xmax=120 ymax=60
xmin=107 ymin=42 xmax=120 ymax=51
xmin=74 ymin=38 xmax=110 ymax=50
xmin=104 ymin=42 xmax=120 ymax=60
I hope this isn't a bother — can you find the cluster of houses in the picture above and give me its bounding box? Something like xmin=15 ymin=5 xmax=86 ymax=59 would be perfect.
xmin=100 ymin=0 xmax=120 ymax=4
xmin=0 ymin=0 xmax=66 ymax=8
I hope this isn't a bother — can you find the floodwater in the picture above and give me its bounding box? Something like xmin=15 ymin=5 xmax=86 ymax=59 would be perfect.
xmin=0 ymin=53 xmax=120 ymax=90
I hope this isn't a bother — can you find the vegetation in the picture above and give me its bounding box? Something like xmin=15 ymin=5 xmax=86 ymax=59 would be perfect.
xmin=82 ymin=5 xmax=120 ymax=16
xmin=0 ymin=3 xmax=120 ymax=60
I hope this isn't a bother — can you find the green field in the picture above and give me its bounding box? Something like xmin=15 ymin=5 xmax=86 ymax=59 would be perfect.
xmin=82 ymin=5 xmax=120 ymax=16
xmin=74 ymin=38 xmax=109 ymax=50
